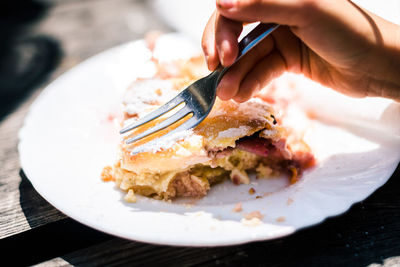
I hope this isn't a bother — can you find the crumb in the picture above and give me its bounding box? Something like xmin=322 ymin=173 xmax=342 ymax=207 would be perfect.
xmin=232 ymin=175 xmax=240 ymax=185
xmin=249 ymin=187 xmax=256 ymax=195
xmin=263 ymin=192 xmax=273 ymax=197
xmin=276 ymin=216 xmax=286 ymax=222
xmin=155 ymin=88 xmax=162 ymax=96
xmin=232 ymin=202 xmax=243 ymax=212
xmin=184 ymin=204 xmax=193 ymax=209
xmin=289 ymin=166 xmax=299 ymax=184
xmin=124 ymin=189 xmax=137 ymax=203
xmin=241 ymin=217 xmax=262 ymax=226
xmin=230 ymin=169 xmax=250 ymax=185
xmin=256 ymin=195 xmax=262 ymax=199
xmin=101 ymin=166 xmax=114 ymax=182
xmin=244 ymin=211 xmax=263 ymax=220
xmin=287 ymin=198 xmax=294 ymax=205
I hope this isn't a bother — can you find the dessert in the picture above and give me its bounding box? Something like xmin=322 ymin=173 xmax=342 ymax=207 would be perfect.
xmin=102 ymin=37 xmax=315 ymax=201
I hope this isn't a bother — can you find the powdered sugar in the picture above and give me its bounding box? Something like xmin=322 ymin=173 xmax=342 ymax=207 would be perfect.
xmin=237 ymin=98 xmax=274 ymax=120
xmin=123 ymin=79 xmax=176 ymax=117
xmin=217 ymin=126 xmax=250 ymax=139
xmin=208 ymin=98 xmax=274 ymax=123
xmin=129 ymin=129 xmax=203 ymax=154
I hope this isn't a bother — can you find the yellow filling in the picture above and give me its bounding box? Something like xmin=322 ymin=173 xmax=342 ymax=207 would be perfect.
xmin=110 ymin=148 xmax=278 ymax=200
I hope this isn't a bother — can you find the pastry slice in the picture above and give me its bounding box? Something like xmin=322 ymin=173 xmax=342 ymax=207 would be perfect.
xmin=102 ymin=56 xmax=314 ymax=200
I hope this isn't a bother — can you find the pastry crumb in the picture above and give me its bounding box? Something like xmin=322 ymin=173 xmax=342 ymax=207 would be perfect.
xmin=276 ymin=216 xmax=286 ymax=222
xmin=248 ymin=187 xmax=256 ymax=195
xmin=124 ymin=189 xmax=137 ymax=203
xmin=101 ymin=166 xmax=114 ymax=182
xmin=286 ymin=198 xmax=294 ymax=205
xmin=155 ymin=88 xmax=162 ymax=96
xmin=244 ymin=211 xmax=263 ymax=220
xmin=232 ymin=202 xmax=243 ymax=212
xmin=230 ymin=169 xmax=250 ymax=185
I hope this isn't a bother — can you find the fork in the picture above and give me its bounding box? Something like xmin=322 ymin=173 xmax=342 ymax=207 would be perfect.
xmin=121 ymin=23 xmax=279 ymax=154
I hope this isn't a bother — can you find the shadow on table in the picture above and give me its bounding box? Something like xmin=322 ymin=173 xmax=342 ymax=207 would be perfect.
xmin=16 ymin=170 xmax=113 ymax=266
xmin=0 ymin=0 xmax=62 ymax=122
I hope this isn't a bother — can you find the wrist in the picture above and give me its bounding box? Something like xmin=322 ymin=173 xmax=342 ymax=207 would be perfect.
xmin=362 ymin=15 xmax=400 ymax=101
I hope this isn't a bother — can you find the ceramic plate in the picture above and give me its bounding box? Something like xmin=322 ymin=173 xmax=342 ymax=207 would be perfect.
xmin=19 ymin=34 xmax=400 ymax=246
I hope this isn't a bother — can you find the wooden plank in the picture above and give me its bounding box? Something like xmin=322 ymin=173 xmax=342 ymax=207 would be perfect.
xmin=0 ymin=89 xmax=67 ymax=239
xmin=2 ymin=217 xmax=113 ymax=266
xmin=37 ymin=255 xmax=400 ymax=267
xmin=0 ymin=0 xmax=172 ymax=239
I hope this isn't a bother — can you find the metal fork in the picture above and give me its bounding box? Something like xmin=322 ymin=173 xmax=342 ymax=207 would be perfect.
xmin=120 ymin=23 xmax=279 ymax=154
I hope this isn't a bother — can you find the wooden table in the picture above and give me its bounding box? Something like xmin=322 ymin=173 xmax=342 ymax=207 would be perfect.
xmin=1 ymin=0 xmax=400 ymax=266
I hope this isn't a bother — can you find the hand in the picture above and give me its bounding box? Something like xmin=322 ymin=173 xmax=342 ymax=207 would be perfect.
xmin=202 ymin=0 xmax=400 ymax=102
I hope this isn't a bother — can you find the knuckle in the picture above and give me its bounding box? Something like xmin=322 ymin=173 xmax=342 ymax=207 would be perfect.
xmin=298 ymin=0 xmax=322 ymax=15
xmin=242 ymin=0 xmax=263 ymax=10
xmin=299 ymin=0 xmax=319 ymax=8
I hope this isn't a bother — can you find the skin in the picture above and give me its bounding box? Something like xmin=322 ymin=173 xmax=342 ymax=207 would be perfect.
xmin=202 ymin=0 xmax=400 ymax=103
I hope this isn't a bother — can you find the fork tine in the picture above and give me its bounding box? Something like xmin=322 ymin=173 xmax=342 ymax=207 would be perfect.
xmin=120 ymin=95 xmax=184 ymax=134
xmin=129 ymin=116 xmax=199 ymax=155
xmin=125 ymin=105 xmax=191 ymax=144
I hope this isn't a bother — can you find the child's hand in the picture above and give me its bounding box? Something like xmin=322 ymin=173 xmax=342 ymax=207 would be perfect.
xmin=202 ymin=0 xmax=400 ymax=102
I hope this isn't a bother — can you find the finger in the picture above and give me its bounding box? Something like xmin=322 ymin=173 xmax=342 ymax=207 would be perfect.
xmin=217 ymin=36 xmax=275 ymax=100
xmin=216 ymin=0 xmax=316 ymax=27
xmin=270 ymin=25 xmax=303 ymax=73
xmin=202 ymin=11 xmax=220 ymax=70
xmin=215 ymin=15 xmax=243 ymax=67
xmin=233 ymin=50 xmax=286 ymax=103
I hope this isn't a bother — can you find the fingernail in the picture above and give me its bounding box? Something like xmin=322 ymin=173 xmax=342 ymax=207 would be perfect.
xmin=217 ymin=0 xmax=235 ymax=9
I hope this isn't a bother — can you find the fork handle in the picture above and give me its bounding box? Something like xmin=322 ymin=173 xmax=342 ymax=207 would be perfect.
xmin=215 ymin=23 xmax=279 ymax=83
xmin=238 ymin=23 xmax=279 ymax=61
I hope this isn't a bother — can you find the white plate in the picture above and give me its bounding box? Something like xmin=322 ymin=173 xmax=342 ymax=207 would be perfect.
xmin=19 ymin=34 xmax=400 ymax=246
